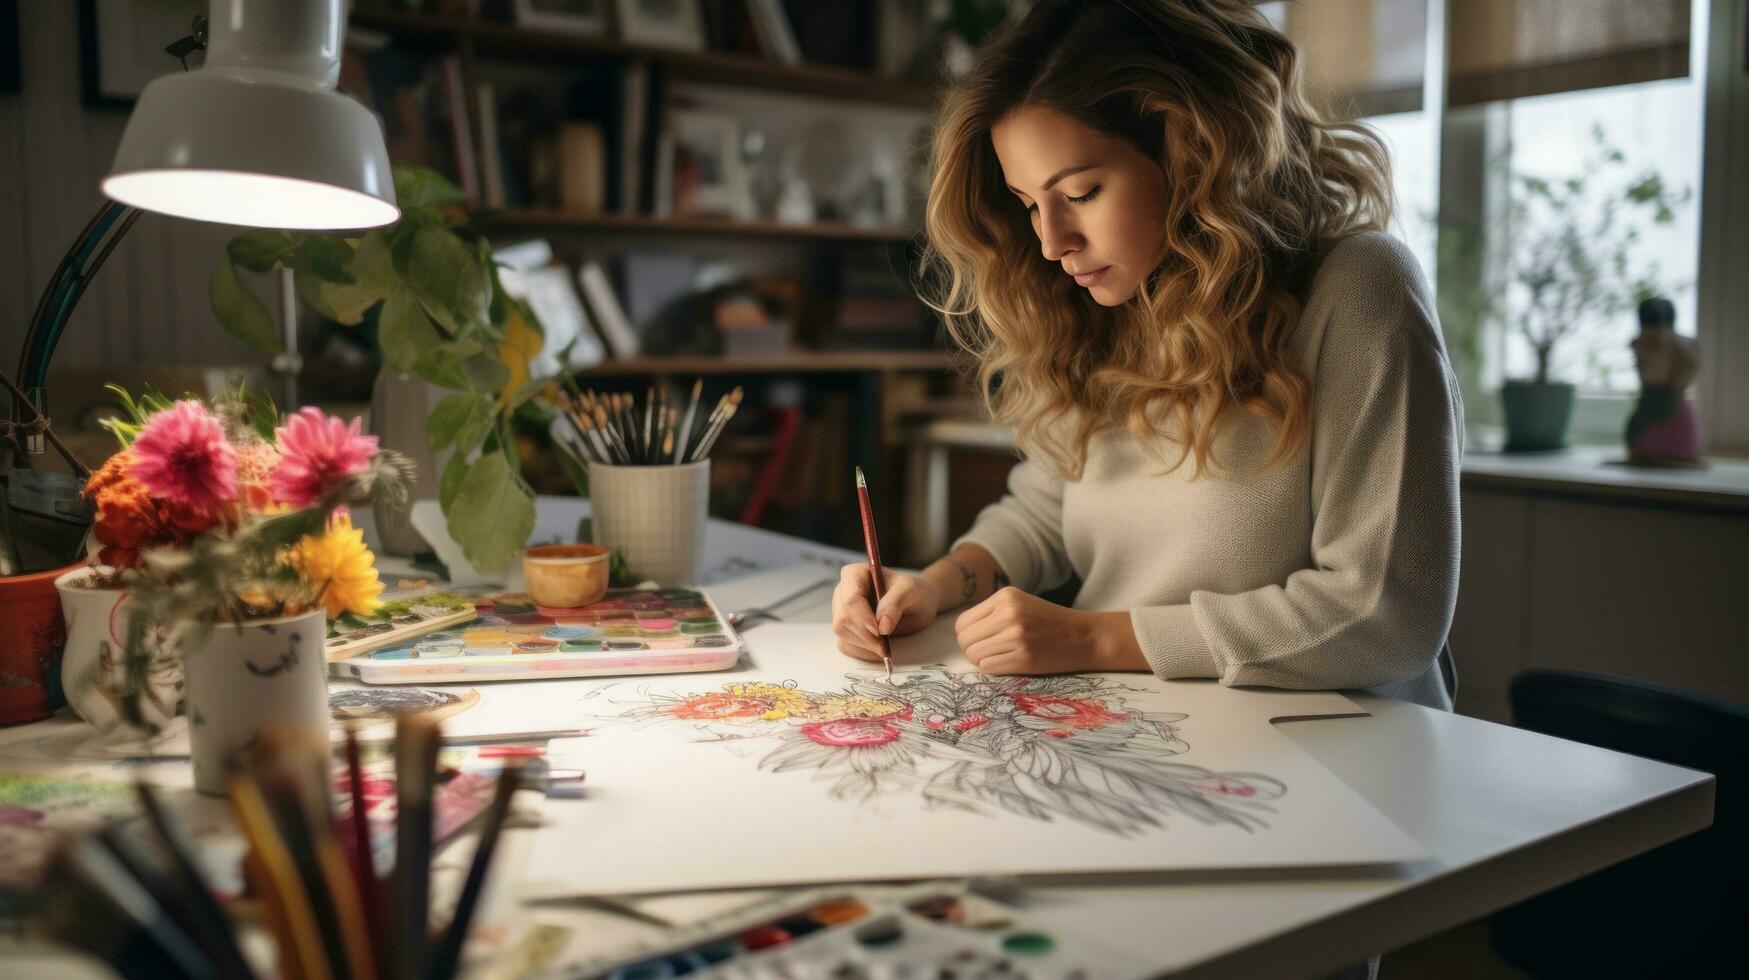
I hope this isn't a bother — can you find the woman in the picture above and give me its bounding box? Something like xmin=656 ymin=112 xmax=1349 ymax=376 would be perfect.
xmin=832 ymin=0 xmax=1462 ymax=712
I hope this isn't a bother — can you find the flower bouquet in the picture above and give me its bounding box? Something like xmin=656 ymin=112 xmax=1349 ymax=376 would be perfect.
xmin=65 ymin=385 xmax=409 ymax=792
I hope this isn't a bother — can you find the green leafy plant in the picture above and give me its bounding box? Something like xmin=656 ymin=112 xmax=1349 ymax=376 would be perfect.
xmin=1491 ymin=126 xmax=1689 ymax=386
xmin=210 ymin=164 xmax=545 ymax=571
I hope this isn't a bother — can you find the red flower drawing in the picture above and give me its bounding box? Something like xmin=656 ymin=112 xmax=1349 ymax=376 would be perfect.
xmin=670 ymin=693 xmax=775 ymax=720
xmin=1006 ymin=694 xmax=1127 ymax=728
xmin=801 ymin=718 xmax=901 ymax=748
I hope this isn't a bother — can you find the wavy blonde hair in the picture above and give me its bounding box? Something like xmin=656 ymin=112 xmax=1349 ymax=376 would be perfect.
xmin=919 ymin=0 xmax=1394 ymax=479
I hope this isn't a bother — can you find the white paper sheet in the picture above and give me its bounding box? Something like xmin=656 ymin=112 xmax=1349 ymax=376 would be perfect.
xmin=520 ymin=621 xmax=1423 ymax=897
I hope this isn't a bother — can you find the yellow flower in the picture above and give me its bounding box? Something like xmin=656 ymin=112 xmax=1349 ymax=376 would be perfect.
xmin=811 ymin=694 xmax=905 ymax=721
xmin=292 ymin=512 xmax=383 ymax=617
xmin=726 ymin=682 xmax=814 ymax=721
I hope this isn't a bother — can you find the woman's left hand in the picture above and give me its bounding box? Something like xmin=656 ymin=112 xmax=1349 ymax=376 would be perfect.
xmin=954 ymin=587 xmax=1125 ymax=675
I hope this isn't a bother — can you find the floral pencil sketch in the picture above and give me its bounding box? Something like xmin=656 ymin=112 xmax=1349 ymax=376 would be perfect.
xmin=584 ymin=670 xmax=1287 ymax=837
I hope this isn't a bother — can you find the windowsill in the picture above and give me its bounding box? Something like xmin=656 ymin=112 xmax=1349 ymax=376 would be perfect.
xmin=1461 ymin=444 xmax=1749 ymax=513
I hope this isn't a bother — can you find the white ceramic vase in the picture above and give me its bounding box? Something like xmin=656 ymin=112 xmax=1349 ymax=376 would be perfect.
xmin=54 ymin=566 xmax=182 ymax=737
xmin=183 ymin=607 xmax=328 ymax=796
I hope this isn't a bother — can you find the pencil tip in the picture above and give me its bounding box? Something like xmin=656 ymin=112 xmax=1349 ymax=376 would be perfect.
xmin=855 ymin=466 xmax=866 ymax=488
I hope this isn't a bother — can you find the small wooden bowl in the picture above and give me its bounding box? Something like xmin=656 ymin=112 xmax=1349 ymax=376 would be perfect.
xmin=522 ymin=544 xmax=611 ymax=609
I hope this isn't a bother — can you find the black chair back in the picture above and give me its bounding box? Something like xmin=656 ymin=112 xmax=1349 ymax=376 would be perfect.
xmin=1492 ymin=669 xmax=1748 ymax=978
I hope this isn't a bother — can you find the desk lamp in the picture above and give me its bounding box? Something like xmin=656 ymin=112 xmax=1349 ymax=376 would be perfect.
xmin=2 ymin=0 xmax=398 ymax=575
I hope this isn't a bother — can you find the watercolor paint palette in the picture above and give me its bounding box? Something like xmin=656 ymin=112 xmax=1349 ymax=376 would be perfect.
xmin=329 ymin=587 xmax=743 ymax=684
xmin=578 ymin=888 xmax=1151 ymax=980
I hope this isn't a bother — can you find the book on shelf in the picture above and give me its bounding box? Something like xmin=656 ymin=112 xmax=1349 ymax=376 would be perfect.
xmin=440 ymin=55 xmax=481 ymax=207
xmin=747 ymin=0 xmax=802 ymax=64
xmin=556 ymin=121 xmax=607 ymax=212
xmin=477 ymin=81 xmax=506 ymax=209
xmin=578 ymin=260 xmax=641 ymax=359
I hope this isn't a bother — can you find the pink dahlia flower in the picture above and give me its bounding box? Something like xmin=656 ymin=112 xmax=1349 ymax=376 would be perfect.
xmin=270 ymin=407 xmax=379 ymax=507
xmin=128 ymin=400 xmax=237 ymax=510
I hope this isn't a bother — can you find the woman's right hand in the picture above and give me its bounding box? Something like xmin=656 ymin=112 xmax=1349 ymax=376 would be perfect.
xmin=831 ymin=563 xmax=940 ymax=663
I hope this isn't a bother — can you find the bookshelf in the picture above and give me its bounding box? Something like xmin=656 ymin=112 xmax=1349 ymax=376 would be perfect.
xmin=346 ymin=2 xmax=967 ymax=556
xmin=576 ymin=350 xmax=961 ymax=377
xmin=480 ymin=209 xmax=916 ymax=242
xmin=350 ymin=9 xmax=936 ymax=108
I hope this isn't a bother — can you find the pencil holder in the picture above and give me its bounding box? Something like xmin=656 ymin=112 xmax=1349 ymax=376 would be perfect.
xmin=586 ymin=459 xmax=710 ymax=586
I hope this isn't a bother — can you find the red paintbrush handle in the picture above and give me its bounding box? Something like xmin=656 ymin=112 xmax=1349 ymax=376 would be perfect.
xmin=856 ymin=482 xmax=893 ymax=658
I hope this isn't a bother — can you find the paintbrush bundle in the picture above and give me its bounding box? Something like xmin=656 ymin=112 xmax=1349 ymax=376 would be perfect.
xmin=33 ymin=719 xmax=522 ymax=980
xmin=555 ymin=378 xmax=742 ymax=467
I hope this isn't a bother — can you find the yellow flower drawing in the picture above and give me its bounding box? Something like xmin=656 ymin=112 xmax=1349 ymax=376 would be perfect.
xmin=811 ymin=694 xmax=906 ymax=721
xmin=732 ymin=682 xmax=814 ymax=720
xmin=292 ymin=512 xmax=383 ymax=617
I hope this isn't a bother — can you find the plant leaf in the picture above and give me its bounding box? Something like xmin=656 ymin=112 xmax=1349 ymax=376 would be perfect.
xmin=445 ymin=451 xmax=534 ymax=572
xmin=409 ymin=225 xmax=491 ymax=336
xmin=439 ymin=451 xmax=469 ymax=512
xmin=320 ymin=230 xmax=396 ymax=326
xmin=296 ymin=234 xmax=357 ymax=283
xmin=426 ymin=394 xmax=494 ymax=452
xmin=393 ymin=164 xmax=466 ymax=210
xmin=378 ymin=286 xmax=442 ymax=373
xmin=210 ymin=256 xmax=284 ymax=354
xmin=494 ymin=300 xmax=544 ymax=404
xmin=227 ymin=230 xmax=300 ymax=273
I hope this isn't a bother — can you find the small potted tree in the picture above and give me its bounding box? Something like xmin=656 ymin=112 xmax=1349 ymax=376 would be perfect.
xmin=1496 ymin=127 xmax=1689 ymax=451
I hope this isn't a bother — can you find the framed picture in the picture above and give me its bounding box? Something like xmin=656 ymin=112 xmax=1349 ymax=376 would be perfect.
xmin=78 ymin=0 xmax=206 ymax=110
xmin=667 ymin=108 xmax=747 ymax=218
xmin=512 ymin=0 xmax=612 ymax=37
xmin=613 ymin=0 xmax=705 ymax=52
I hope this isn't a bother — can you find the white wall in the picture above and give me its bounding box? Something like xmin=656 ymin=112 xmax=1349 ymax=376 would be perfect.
xmin=0 ymin=0 xmax=255 ymax=375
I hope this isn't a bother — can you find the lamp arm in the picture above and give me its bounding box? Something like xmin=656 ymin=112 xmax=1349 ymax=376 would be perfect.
xmin=11 ymin=200 xmax=138 ymax=448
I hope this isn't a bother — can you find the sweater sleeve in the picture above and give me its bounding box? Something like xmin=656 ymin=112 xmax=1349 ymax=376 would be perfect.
xmin=1135 ymin=235 xmax=1463 ymax=691
xmin=952 ymin=457 xmax=1076 ymax=595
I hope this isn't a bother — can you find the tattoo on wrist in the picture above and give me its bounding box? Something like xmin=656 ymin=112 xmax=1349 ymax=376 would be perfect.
xmin=941 ymin=556 xmax=977 ymax=603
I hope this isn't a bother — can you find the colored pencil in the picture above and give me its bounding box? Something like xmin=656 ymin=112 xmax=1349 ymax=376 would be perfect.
xmin=855 ymin=466 xmax=895 ymax=677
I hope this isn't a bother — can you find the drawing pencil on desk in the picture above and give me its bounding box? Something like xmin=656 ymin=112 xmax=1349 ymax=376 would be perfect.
xmin=134 ymin=781 xmax=256 ymax=979
xmin=95 ymin=824 xmax=255 ymax=980
xmin=229 ymin=770 xmax=334 ymax=980
xmin=40 ymin=837 xmax=218 ymax=980
xmin=855 ymin=466 xmax=895 ymax=677
xmin=344 ymin=728 xmax=386 ymax=971
xmin=393 ymin=714 xmax=442 ymax=979
xmin=426 ymin=765 xmax=523 ymax=980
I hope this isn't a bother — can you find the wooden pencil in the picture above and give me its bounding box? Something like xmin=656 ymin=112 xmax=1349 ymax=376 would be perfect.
xmin=425 ymin=766 xmax=522 ymax=980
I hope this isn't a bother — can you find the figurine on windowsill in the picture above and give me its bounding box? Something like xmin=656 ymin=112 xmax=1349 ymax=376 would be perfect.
xmin=1623 ymin=296 xmax=1706 ymax=468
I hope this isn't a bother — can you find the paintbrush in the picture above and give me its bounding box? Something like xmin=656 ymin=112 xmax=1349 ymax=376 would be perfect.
xmin=855 ymin=466 xmax=895 ymax=677
xmin=689 ymin=386 xmax=742 ymax=462
xmin=674 ymin=378 xmax=703 ymax=463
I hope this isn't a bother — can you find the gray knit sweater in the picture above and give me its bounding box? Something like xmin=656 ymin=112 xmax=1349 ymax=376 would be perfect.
xmin=954 ymin=231 xmax=1462 ymax=711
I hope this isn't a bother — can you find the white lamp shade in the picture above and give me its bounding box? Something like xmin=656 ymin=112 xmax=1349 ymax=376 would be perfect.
xmin=102 ymin=1 xmax=398 ymax=230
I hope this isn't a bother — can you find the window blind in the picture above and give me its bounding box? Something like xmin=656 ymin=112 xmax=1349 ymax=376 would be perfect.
xmin=1257 ymin=0 xmax=1428 ymax=118
xmin=1447 ymin=0 xmax=1692 ymax=105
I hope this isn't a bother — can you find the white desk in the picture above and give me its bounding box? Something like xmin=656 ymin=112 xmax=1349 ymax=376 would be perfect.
xmin=585 ymin=560 xmax=1711 ymax=979
xmin=0 ymin=525 xmax=1716 ymax=979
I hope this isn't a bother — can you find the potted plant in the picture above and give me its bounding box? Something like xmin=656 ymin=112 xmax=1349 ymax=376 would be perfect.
xmin=83 ymin=391 xmax=408 ymax=794
xmin=1494 ymin=127 xmax=1689 ymax=451
xmin=210 ymin=164 xmax=548 ymax=573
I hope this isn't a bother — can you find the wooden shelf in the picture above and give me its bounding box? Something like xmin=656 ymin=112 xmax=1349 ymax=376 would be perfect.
xmin=478 ymin=209 xmax=915 ymax=242
xmin=575 ymin=351 xmax=961 ymax=377
xmin=350 ymin=11 xmax=936 ymax=109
